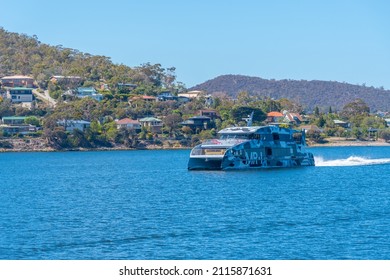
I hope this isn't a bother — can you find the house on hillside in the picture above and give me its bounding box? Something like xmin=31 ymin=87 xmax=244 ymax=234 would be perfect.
xmin=177 ymin=96 xmax=190 ymax=103
xmin=131 ymin=95 xmax=157 ymax=103
xmin=1 ymin=116 xmax=26 ymax=125
xmin=178 ymin=90 xmax=204 ymax=99
xmin=333 ymin=119 xmax=350 ymax=128
xmin=198 ymin=109 xmax=220 ymax=120
xmin=181 ymin=116 xmax=211 ymax=131
xmin=57 ymin=120 xmax=91 ymax=132
xmin=1 ymin=116 xmax=37 ymax=135
xmin=115 ymin=118 xmax=141 ymax=131
xmin=300 ymin=125 xmax=322 ymax=133
xmin=385 ymin=119 xmax=390 ymax=127
xmin=284 ymin=112 xmax=303 ymax=125
xmin=6 ymin=88 xmax=34 ymax=103
xmin=1 ymin=75 xmax=34 ymax=88
xmin=157 ymin=91 xmax=177 ymax=101
xmin=266 ymin=111 xmax=284 ymax=123
xmin=139 ymin=117 xmax=163 ymax=133
xmin=0 ymin=125 xmax=37 ymax=135
xmin=117 ymin=83 xmax=137 ymax=92
xmin=50 ymin=75 xmax=83 ymax=85
xmin=76 ymin=87 xmax=103 ymax=101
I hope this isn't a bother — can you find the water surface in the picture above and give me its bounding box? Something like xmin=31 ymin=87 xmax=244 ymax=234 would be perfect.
xmin=1 ymin=146 xmax=390 ymax=259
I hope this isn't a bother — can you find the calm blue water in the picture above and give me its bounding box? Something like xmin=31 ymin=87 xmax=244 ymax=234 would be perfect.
xmin=1 ymin=146 xmax=390 ymax=260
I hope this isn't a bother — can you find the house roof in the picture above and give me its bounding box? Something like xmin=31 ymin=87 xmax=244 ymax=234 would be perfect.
xmin=300 ymin=125 xmax=321 ymax=132
xmin=116 ymin=118 xmax=140 ymax=125
xmin=131 ymin=95 xmax=156 ymax=101
xmin=139 ymin=117 xmax=162 ymax=122
xmin=285 ymin=112 xmax=303 ymax=122
xmin=57 ymin=120 xmax=91 ymax=125
xmin=267 ymin=111 xmax=284 ymax=117
xmin=142 ymin=95 xmax=156 ymax=100
xmin=189 ymin=116 xmax=211 ymax=120
xmin=2 ymin=116 xmax=27 ymax=120
xmin=1 ymin=75 xmax=33 ymax=80
xmin=117 ymin=83 xmax=137 ymax=86
xmin=8 ymin=87 xmax=33 ymax=90
xmin=51 ymin=75 xmax=81 ymax=79
xmin=334 ymin=119 xmax=348 ymax=124
xmin=178 ymin=91 xmax=203 ymax=98
xmin=77 ymin=87 xmax=96 ymax=92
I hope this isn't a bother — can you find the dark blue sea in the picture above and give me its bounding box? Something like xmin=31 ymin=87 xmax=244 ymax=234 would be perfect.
xmin=1 ymin=146 xmax=390 ymax=260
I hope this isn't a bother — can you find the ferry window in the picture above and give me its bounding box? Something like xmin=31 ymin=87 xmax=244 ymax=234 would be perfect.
xmin=272 ymin=133 xmax=280 ymax=141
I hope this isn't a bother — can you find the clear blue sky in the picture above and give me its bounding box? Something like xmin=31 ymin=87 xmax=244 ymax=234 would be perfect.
xmin=1 ymin=0 xmax=389 ymax=89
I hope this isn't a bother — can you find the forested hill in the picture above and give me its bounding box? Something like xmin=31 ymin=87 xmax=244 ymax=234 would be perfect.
xmin=0 ymin=27 xmax=180 ymax=92
xmin=190 ymin=75 xmax=390 ymax=112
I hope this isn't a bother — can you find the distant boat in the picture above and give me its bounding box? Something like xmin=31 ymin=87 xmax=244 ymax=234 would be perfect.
xmin=188 ymin=114 xmax=315 ymax=170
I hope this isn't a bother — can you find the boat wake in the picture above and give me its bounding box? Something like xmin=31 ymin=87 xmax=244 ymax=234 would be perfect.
xmin=315 ymin=156 xmax=390 ymax=167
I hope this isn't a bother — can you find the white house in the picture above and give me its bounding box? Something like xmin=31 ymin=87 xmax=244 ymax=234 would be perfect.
xmin=6 ymin=88 xmax=34 ymax=103
xmin=57 ymin=120 xmax=91 ymax=132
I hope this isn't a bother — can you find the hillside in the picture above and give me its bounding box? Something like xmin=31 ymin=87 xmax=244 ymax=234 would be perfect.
xmin=0 ymin=27 xmax=179 ymax=92
xmin=190 ymin=75 xmax=390 ymax=112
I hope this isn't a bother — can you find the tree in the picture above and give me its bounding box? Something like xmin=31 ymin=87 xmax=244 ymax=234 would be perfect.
xmin=70 ymin=129 xmax=91 ymax=148
xmin=163 ymin=114 xmax=182 ymax=137
xmin=0 ymin=99 xmax=14 ymax=117
xmin=306 ymin=129 xmax=324 ymax=143
xmin=230 ymin=106 xmax=266 ymax=125
xmin=24 ymin=116 xmax=40 ymax=126
xmin=341 ymin=99 xmax=370 ymax=119
xmin=237 ymin=91 xmax=251 ymax=105
xmin=379 ymin=129 xmax=390 ymax=142
xmin=314 ymin=114 xmax=326 ymax=128
xmin=361 ymin=116 xmax=386 ymax=130
xmin=314 ymin=106 xmax=320 ymax=117
xmin=279 ymin=98 xmax=303 ymax=113
xmin=260 ymin=98 xmax=281 ymax=113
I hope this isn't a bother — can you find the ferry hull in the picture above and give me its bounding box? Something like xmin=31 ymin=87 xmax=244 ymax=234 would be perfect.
xmin=188 ymin=157 xmax=223 ymax=170
xmin=188 ymin=153 xmax=315 ymax=170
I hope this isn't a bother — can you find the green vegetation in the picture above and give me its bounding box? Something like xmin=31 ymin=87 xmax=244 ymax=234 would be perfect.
xmin=0 ymin=28 xmax=389 ymax=150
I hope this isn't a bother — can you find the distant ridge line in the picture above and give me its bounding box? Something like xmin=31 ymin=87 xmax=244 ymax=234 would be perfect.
xmin=189 ymin=74 xmax=390 ymax=112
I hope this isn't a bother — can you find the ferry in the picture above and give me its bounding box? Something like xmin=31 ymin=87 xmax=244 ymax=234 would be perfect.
xmin=188 ymin=115 xmax=315 ymax=170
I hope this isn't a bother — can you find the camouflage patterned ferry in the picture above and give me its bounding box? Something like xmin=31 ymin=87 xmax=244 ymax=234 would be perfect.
xmin=188 ymin=124 xmax=315 ymax=170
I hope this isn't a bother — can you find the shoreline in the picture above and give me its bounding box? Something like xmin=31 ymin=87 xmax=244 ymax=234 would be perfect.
xmin=309 ymin=138 xmax=390 ymax=147
xmin=1 ymin=137 xmax=389 ymax=153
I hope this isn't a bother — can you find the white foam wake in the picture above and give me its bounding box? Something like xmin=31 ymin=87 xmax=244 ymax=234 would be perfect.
xmin=315 ymin=156 xmax=390 ymax=166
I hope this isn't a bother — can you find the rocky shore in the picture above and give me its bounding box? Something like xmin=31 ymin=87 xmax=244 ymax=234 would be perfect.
xmin=0 ymin=138 xmax=188 ymax=152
